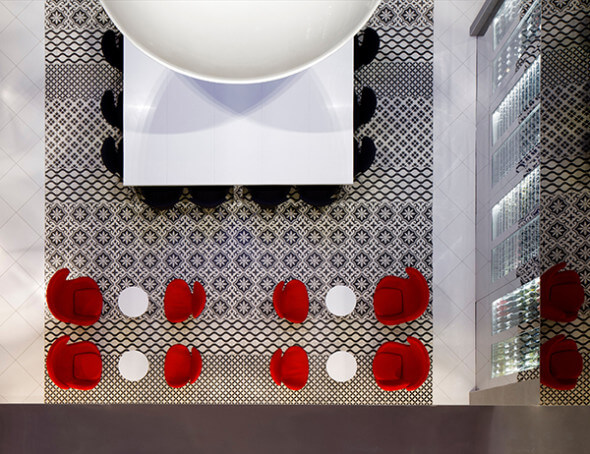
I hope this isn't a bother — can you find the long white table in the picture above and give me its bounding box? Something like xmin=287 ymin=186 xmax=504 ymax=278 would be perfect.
xmin=123 ymin=39 xmax=354 ymax=186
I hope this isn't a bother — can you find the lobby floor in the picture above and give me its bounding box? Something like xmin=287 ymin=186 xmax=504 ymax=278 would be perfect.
xmin=0 ymin=0 xmax=482 ymax=404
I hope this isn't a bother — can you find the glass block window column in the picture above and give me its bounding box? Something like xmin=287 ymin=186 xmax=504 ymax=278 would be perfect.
xmin=492 ymin=278 xmax=540 ymax=335
xmin=491 ymin=327 xmax=540 ymax=378
xmin=492 ymin=0 xmax=541 ymax=92
xmin=492 ymin=0 xmax=520 ymax=49
xmin=491 ymin=104 xmax=540 ymax=186
xmin=492 ymin=56 xmax=540 ymax=145
xmin=475 ymin=0 xmax=543 ymax=392
xmin=491 ymin=215 xmax=539 ymax=282
xmin=492 ymin=166 xmax=540 ymax=239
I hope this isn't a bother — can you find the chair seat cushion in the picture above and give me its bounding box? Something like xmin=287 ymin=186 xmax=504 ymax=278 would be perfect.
xmin=165 ymin=280 xmax=193 ymax=323
xmin=271 ymin=346 xmax=309 ymax=390
xmin=73 ymin=353 xmax=102 ymax=382
xmin=273 ymin=280 xmax=309 ymax=324
xmin=281 ymin=347 xmax=309 ymax=390
xmin=551 ymin=351 xmax=583 ymax=379
xmin=165 ymin=345 xmax=191 ymax=387
xmin=282 ymin=281 xmax=308 ymax=323
xmin=374 ymin=288 xmax=403 ymax=317
xmin=373 ymin=352 xmax=402 ymax=381
xmin=73 ymin=289 xmax=103 ymax=318
xmin=550 ymin=283 xmax=584 ymax=313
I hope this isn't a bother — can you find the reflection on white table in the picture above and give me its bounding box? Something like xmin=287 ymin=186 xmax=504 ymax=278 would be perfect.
xmin=118 ymin=350 xmax=149 ymax=381
xmin=123 ymin=38 xmax=353 ymax=186
xmin=325 ymin=286 xmax=357 ymax=316
xmin=118 ymin=286 xmax=149 ymax=317
xmin=326 ymin=351 xmax=357 ymax=382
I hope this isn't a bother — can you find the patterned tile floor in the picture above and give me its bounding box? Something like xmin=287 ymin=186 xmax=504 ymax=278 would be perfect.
xmin=0 ymin=0 xmax=481 ymax=403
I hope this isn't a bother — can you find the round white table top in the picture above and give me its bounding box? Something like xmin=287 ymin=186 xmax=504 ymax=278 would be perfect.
xmin=118 ymin=287 xmax=148 ymax=317
xmin=118 ymin=351 xmax=149 ymax=381
xmin=325 ymin=286 xmax=357 ymax=316
xmin=326 ymin=351 xmax=357 ymax=382
xmin=100 ymin=0 xmax=381 ymax=84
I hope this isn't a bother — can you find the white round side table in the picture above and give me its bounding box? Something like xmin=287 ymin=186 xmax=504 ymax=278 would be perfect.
xmin=326 ymin=351 xmax=357 ymax=382
xmin=118 ymin=286 xmax=149 ymax=317
xmin=118 ymin=350 xmax=149 ymax=381
xmin=325 ymin=286 xmax=356 ymax=316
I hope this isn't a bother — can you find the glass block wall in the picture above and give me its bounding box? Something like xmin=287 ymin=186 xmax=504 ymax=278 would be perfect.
xmin=492 ymin=56 xmax=540 ymax=144
xmin=492 ymin=278 xmax=539 ymax=336
xmin=492 ymin=0 xmax=540 ymax=93
xmin=491 ymin=104 xmax=540 ymax=186
xmin=492 ymin=167 xmax=540 ymax=239
xmin=476 ymin=0 xmax=589 ymax=404
xmin=491 ymin=216 xmax=539 ymax=282
xmin=475 ymin=0 xmax=541 ymax=394
xmin=491 ymin=328 xmax=540 ymax=378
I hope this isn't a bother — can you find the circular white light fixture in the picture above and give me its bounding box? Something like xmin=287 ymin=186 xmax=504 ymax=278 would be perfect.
xmin=100 ymin=0 xmax=381 ymax=84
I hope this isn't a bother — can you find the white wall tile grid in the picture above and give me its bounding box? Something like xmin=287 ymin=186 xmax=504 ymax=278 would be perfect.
xmin=432 ymin=0 xmax=483 ymax=404
xmin=0 ymin=0 xmax=45 ymax=403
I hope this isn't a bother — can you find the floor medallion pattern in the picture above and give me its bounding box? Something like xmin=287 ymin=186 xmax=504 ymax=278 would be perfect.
xmin=44 ymin=0 xmax=434 ymax=404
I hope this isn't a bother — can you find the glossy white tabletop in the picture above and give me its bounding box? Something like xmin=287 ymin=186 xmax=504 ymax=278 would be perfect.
xmin=118 ymin=287 xmax=149 ymax=318
xmin=118 ymin=351 xmax=149 ymax=381
xmin=325 ymin=286 xmax=357 ymax=316
xmin=326 ymin=351 xmax=357 ymax=382
xmin=123 ymin=38 xmax=354 ymax=186
xmin=101 ymin=0 xmax=380 ymax=83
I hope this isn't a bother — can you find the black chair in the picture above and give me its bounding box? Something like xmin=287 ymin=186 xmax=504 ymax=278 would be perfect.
xmin=298 ymin=185 xmax=340 ymax=207
xmin=101 ymin=136 xmax=123 ymax=177
xmin=138 ymin=186 xmax=183 ymax=210
xmin=354 ymin=137 xmax=376 ymax=176
xmin=188 ymin=186 xmax=231 ymax=208
xmin=354 ymin=28 xmax=380 ymax=70
xmin=101 ymin=30 xmax=123 ymax=71
xmin=101 ymin=90 xmax=123 ymax=130
xmin=248 ymin=186 xmax=291 ymax=208
xmin=354 ymin=87 xmax=377 ymax=129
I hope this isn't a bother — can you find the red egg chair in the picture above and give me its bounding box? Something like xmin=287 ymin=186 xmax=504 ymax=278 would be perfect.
xmin=541 ymin=262 xmax=585 ymax=322
xmin=47 ymin=335 xmax=102 ymax=390
xmin=164 ymin=344 xmax=202 ymax=388
xmin=164 ymin=279 xmax=206 ymax=323
xmin=373 ymin=267 xmax=429 ymax=325
xmin=46 ymin=268 xmax=103 ymax=325
xmin=273 ymin=280 xmax=309 ymax=324
xmin=541 ymin=334 xmax=583 ymax=390
xmin=270 ymin=346 xmax=309 ymax=390
xmin=372 ymin=336 xmax=430 ymax=391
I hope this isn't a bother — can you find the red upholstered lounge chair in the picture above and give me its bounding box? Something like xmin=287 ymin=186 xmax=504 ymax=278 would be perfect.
xmin=47 ymin=335 xmax=102 ymax=390
xmin=164 ymin=279 xmax=206 ymax=323
xmin=541 ymin=262 xmax=585 ymax=322
xmin=46 ymin=268 xmax=103 ymax=325
xmin=164 ymin=344 xmax=202 ymax=388
xmin=373 ymin=267 xmax=429 ymax=325
xmin=273 ymin=280 xmax=309 ymax=324
xmin=372 ymin=337 xmax=430 ymax=391
xmin=541 ymin=335 xmax=583 ymax=390
xmin=270 ymin=346 xmax=309 ymax=390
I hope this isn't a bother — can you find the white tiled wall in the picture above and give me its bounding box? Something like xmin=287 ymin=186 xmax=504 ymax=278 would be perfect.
xmin=0 ymin=0 xmax=483 ymax=404
xmin=432 ymin=0 xmax=483 ymax=404
xmin=0 ymin=0 xmax=45 ymax=403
